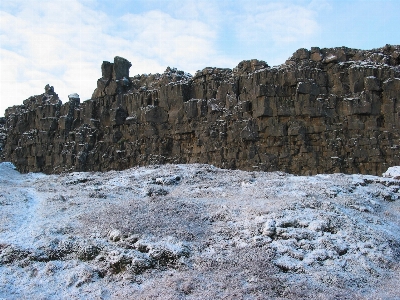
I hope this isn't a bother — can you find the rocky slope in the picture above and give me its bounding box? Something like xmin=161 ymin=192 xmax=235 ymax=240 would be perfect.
xmin=0 ymin=162 xmax=400 ymax=299
xmin=1 ymin=45 xmax=400 ymax=175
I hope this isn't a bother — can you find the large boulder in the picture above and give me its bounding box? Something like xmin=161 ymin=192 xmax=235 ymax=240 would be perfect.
xmin=113 ymin=56 xmax=132 ymax=80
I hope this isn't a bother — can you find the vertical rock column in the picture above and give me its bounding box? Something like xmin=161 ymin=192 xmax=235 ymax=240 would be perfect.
xmin=0 ymin=117 xmax=6 ymax=161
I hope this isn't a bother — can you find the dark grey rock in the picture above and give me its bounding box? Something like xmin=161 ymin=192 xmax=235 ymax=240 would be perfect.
xmin=2 ymin=45 xmax=400 ymax=175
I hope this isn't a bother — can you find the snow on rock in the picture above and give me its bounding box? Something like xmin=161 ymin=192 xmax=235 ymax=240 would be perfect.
xmin=0 ymin=162 xmax=400 ymax=299
xmin=68 ymin=93 xmax=80 ymax=99
xmin=383 ymin=166 xmax=400 ymax=179
xmin=262 ymin=219 xmax=276 ymax=237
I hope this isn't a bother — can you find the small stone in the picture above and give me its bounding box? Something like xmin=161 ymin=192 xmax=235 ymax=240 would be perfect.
xmin=109 ymin=229 xmax=122 ymax=242
xmin=311 ymin=52 xmax=322 ymax=62
xmin=262 ymin=219 xmax=276 ymax=237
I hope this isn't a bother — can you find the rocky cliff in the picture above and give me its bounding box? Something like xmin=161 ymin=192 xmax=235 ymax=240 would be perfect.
xmin=1 ymin=45 xmax=400 ymax=175
xmin=0 ymin=117 xmax=5 ymax=161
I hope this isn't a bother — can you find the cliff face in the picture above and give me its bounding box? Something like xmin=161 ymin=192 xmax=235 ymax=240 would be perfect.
xmin=0 ymin=117 xmax=5 ymax=161
xmin=1 ymin=45 xmax=400 ymax=175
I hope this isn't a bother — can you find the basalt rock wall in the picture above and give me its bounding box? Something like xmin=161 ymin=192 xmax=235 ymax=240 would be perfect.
xmin=1 ymin=45 xmax=400 ymax=175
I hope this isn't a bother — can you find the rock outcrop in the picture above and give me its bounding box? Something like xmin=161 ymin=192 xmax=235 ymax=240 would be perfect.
xmin=1 ymin=45 xmax=400 ymax=175
xmin=0 ymin=117 xmax=6 ymax=161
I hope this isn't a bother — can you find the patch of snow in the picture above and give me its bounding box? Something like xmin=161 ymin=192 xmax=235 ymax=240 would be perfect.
xmin=0 ymin=162 xmax=400 ymax=298
xmin=383 ymin=166 xmax=400 ymax=179
xmin=68 ymin=93 xmax=80 ymax=99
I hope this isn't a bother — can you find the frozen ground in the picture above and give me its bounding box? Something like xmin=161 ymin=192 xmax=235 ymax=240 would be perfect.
xmin=0 ymin=162 xmax=400 ymax=299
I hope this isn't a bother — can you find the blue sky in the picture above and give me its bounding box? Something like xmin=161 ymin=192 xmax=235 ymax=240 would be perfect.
xmin=1 ymin=0 xmax=399 ymax=116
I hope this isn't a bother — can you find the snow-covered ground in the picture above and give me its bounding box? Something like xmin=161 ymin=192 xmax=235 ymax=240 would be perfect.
xmin=0 ymin=162 xmax=400 ymax=299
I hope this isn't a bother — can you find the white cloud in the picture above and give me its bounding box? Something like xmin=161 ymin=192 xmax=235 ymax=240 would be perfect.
xmin=118 ymin=10 xmax=219 ymax=71
xmin=0 ymin=0 xmax=331 ymax=117
xmin=308 ymin=0 xmax=332 ymax=11
xmin=165 ymin=0 xmax=221 ymax=26
xmin=0 ymin=0 xmax=225 ymax=116
xmin=236 ymin=2 xmax=319 ymax=44
xmin=0 ymin=0 xmax=107 ymax=115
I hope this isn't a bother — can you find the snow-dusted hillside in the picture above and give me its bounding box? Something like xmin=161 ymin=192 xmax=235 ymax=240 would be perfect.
xmin=1 ymin=162 xmax=400 ymax=299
